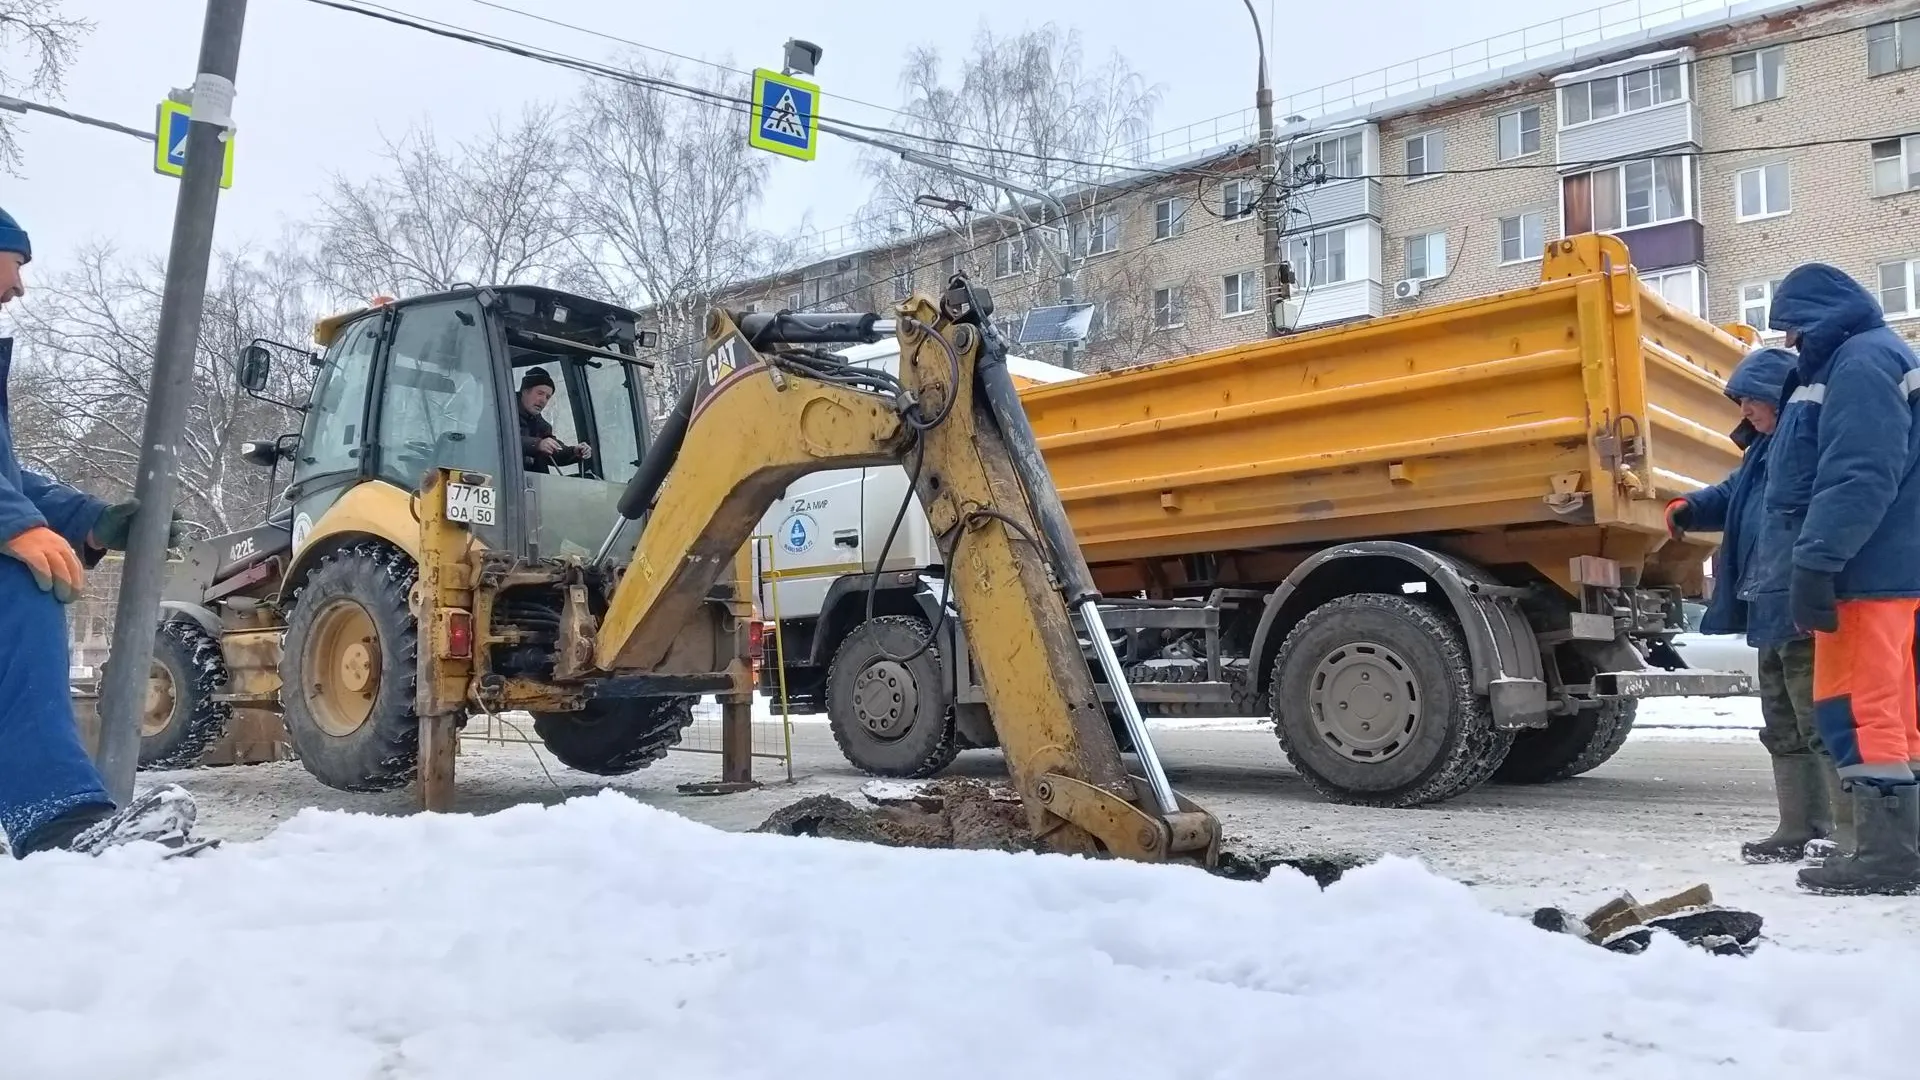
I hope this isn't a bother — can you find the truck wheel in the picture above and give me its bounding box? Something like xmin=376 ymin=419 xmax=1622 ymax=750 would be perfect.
xmin=134 ymin=619 xmax=234 ymax=770
xmin=279 ymin=543 xmax=420 ymax=793
xmin=826 ymin=616 xmax=958 ymax=778
xmin=1493 ymin=700 xmax=1637 ymax=784
xmin=1269 ymin=594 xmax=1512 ymax=808
xmin=533 ymin=697 xmax=696 ymax=775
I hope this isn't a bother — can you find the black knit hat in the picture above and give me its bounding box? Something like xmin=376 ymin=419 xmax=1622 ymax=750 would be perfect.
xmin=520 ymin=367 xmax=555 ymax=393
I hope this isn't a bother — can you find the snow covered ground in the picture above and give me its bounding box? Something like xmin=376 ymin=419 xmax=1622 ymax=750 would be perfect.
xmin=13 ymin=697 xmax=1919 ymax=1080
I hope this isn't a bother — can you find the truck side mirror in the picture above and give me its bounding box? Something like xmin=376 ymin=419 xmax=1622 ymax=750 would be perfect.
xmin=239 ymin=440 xmax=281 ymax=467
xmin=239 ymin=344 xmax=273 ymax=392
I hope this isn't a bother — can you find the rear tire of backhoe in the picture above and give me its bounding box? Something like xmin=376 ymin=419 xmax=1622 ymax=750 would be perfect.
xmin=532 ymin=697 xmax=696 ymax=776
xmin=278 ymin=543 xmax=421 ymax=793
xmin=1269 ymin=594 xmax=1512 ymax=808
xmin=1493 ymin=700 xmax=1637 ymax=784
xmin=826 ymin=616 xmax=959 ymax=779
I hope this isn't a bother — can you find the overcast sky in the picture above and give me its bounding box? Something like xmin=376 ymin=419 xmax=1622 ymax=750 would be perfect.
xmin=7 ymin=0 xmax=1616 ymax=285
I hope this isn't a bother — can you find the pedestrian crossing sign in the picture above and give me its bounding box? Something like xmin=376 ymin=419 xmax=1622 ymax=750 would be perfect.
xmin=154 ymin=99 xmax=235 ymax=189
xmin=748 ymin=68 xmax=819 ymax=162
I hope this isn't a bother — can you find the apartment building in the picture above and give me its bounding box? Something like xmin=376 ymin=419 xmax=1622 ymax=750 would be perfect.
xmin=674 ymin=0 xmax=1920 ymax=379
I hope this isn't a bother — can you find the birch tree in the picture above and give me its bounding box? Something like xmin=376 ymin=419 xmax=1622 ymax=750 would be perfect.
xmin=0 ymin=0 xmax=91 ymax=173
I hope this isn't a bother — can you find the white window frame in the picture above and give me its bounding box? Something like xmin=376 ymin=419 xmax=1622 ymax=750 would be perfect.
xmin=1872 ymin=136 xmax=1920 ymax=198
xmin=1738 ymin=278 xmax=1786 ymax=335
xmin=1879 ymin=258 xmax=1920 ymax=319
xmin=1643 ymin=266 xmax=1706 ymax=316
xmin=1222 ymin=271 xmax=1259 ymax=318
xmin=892 ymin=268 xmax=913 ymax=301
xmin=1731 ymin=46 xmax=1786 ymax=107
xmin=1404 ymin=131 xmax=1442 ymax=182
xmin=1558 ymin=61 xmax=1687 ymax=128
xmin=1735 ymin=162 xmax=1791 ymax=222
xmin=1405 ymin=231 xmax=1447 ymax=280
xmin=1152 ymin=285 xmax=1185 ymax=329
xmin=1291 ymin=131 xmax=1364 ymax=183
xmin=1285 ymin=228 xmax=1351 ymax=287
xmin=1152 ymin=197 xmax=1189 ymax=242
xmin=993 ymin=238 xmax=1030 ymax=279
xmin=1499 ymin=212 xmax=1544 ymax=265
xmin=1565 ymin=157 xmax=1694 ymax=233
xmin=1868 ymin=17 xmax=1920 ymax=78
xmin=1495 ymin=106 xmax=1541 ymax=162
xmin=1222 ymin=179 xmax=1258 ymax=221
xmin=1073 ymin=211 xmax=1120 ymax=257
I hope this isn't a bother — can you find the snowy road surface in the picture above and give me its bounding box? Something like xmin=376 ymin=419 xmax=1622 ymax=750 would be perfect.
xmin=7 ymin=696 xmax=1919 ymax=1079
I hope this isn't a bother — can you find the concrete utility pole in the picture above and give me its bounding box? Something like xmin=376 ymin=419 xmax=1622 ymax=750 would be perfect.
xmin=1242 ymin=0 xmax=1288 ymax=337
xmin=95 ymin=0 xmax=247 ymax=804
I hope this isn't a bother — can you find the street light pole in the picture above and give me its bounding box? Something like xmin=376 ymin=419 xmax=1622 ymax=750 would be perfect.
xmin=94 ymin=0 xmax=247 ymax=804
xmin=1242 ymin=0 xmax=1287 ymax=337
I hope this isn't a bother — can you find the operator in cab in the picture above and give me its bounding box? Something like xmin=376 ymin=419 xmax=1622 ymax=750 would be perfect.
xmin=517 ymin=367 xmax=592 ymax=474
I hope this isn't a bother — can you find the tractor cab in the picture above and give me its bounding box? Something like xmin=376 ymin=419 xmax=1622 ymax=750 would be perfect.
xmin=241 ymin=285 xmax=658 ymax=566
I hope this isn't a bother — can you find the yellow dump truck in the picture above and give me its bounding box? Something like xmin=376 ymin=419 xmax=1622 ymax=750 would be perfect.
xmin=755 ymin=233 xmax=1758 ymax=808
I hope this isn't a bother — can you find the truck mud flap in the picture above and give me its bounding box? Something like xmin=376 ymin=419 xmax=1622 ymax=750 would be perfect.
xmin=1594 ymin=669 xmax=1754 ymax=698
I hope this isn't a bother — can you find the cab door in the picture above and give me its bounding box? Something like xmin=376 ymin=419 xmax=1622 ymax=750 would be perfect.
xmin=286 ymin=311 xmax=386 ymax=555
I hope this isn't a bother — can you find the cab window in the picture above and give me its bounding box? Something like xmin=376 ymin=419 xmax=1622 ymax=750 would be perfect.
xmin=375 ymin=298 xmax=506 ymax=498
xmin=297 ymin=315 xmax=381 ymax=485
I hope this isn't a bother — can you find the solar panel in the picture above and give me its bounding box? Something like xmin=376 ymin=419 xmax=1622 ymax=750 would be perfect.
xmin=1017 ymin=303 xmax=1095 ymax=345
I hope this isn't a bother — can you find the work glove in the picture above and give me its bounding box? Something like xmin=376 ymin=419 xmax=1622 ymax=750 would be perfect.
xmin=1790 ymin=567 xmax=1839 ymax=635
xmin=1664 ymin=498 xmax=1693 ymax=539
xmin=5 ymin=525 xmax=85 ymax=604
xmin=89 ymin=499 xmax=188 ymax=552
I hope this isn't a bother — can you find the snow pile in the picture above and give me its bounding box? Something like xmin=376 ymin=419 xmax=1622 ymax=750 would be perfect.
xmin=3 ymin=792 xmax=1911 ymax=1080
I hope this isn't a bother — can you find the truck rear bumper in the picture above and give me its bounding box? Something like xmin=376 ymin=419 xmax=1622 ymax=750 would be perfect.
xmin=1594 ymin=669 xmax=1755 ymax=698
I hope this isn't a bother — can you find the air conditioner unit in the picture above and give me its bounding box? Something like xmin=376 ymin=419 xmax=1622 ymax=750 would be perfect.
xmin=1394 ymin=278 xmax=1423 ymax=300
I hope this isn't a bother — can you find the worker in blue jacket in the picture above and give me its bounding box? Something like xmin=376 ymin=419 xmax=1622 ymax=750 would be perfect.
xmin=1666 ymin=346 xmax=1843 ymax=863
xmin=1758 ymin=262 xmax=1920 ymax=897
xmin=0 ymin=206 xmax=205 ymax=858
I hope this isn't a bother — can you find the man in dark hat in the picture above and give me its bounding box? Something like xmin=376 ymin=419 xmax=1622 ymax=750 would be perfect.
xmin=516 ymin=366 xmax=592 ymax=474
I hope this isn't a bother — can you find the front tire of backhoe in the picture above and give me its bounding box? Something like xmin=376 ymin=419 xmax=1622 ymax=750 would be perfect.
xmin=278 ymin=543 xmax=421 ymax=793
xmin=1270 ymin=594 xmax=1512 ymax=808
xmin=826 ymin=616 xmax=958 ymax=779
xmin=532 ymin=697 xmax=696 ymax=776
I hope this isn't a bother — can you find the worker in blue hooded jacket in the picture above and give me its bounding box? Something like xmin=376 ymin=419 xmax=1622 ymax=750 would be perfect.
xmin=0 ymin=206 xmax=205 ymax=858
xmin=1758 ymin=262 xmax=1920 ymax=897
xmin=1666 ymin=345 xmax=1844 ymax=864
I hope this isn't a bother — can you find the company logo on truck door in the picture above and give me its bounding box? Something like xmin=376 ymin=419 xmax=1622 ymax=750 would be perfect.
xmin=779 ymin=512 xmax=818 ymax=555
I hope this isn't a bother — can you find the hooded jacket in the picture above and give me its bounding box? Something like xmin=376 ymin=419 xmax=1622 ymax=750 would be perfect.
xmin=1760 ymin=263 xmax=1920 ymax=604
xmin=0 ymin=339 xmax=106 ymax=552
xmin=1681 ymin=346 xmax=1797 ymax=646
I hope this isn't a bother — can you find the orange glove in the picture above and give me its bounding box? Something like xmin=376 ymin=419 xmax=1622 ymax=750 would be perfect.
xmin=1663 ymin=498 xmax=1692 ymax=540
xmin=6 ymin=525 xmax=85 ymax=604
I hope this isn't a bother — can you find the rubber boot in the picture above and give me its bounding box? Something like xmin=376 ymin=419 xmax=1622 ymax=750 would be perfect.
xmin=1796 ymin=782 xmax=1920 ymax=896
xmin=1804 ymin=757 xmax=1855 ymax=865
xmin=1741 ymin=754 xmax=1829 ymax=864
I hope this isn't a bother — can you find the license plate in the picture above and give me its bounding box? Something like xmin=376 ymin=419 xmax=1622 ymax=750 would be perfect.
xmin=445 ymin=482 xmax=496 ymax=526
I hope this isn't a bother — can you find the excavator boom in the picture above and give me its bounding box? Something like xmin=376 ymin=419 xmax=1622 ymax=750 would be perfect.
xmin=587 ymin=282 xmax=1219 ymax=864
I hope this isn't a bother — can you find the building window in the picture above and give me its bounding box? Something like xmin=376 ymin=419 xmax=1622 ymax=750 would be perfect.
xmin=1872 ymin=136 xmax=1920 ymax=197
xmin=1222 ymin=272 xmax=1259 ymax=317
xmin=1222 ymin=179 xmax=1258 ymax=220
xmin=1563 ymin=158 xmax=1690 ymax=233
xmin=1735 ymin=163 xmax=1790 ymax=221
xmin=1731 ymin=47 xmax=1785 ymax=106
xmin=1643 ymin=267 xmax=1705 ymax=315
xmin=1499 ymin=212 xmax=1544 ymax=264
xmin=1072 ymin=211 xmax=1119 ymax=257
xmin=1739 ymin=279 xmax=1785 ymax=332
xmin=1868 ymin=17 xmax=1920 ymax=77
xmin=891 ymin=269 xmax=913 ymax=301
xmin=1560 ymin=61 xmax=1685 ymax=126
xmin=1404 ymin=132 xmax=1443 ymax=181
xmin=994 ymin=238 xmax=1029 ymax=279
xmin=1153 ymin=197 xmax=1189 ymax=241
xmin=1880 ymin=259 xmax=1919 ymax=317
xmin=1496 ymin=107 xmax=1541 ymax=162
xmin=1405 ymin=231 xmax=1447 ymax=280
xmin=1152 ymin=285 xmax=1185 ymax=329
xmin=1291 ymin=132 xmax=1363 ymax=182
xmin=786 ymin=292 xmax=803 ymax=310
xmin=1286 ymin=229 xmax=1349 ymax=286
xmin=942 ymin=254 xmax=966 ymax=279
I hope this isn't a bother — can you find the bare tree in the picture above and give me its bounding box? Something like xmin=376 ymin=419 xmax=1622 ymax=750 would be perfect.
xmin=0 ymin=0 xmax=91 ymax=173
xmin=305 ymin=105 xmax=574 ymax=303
xmin=12 ymin=244 xmax=321 ymax=534
xmin=561 ymin=58 xmax=799 ymax=400
xmin=858 ymin=23 xmax=1166 ymax=350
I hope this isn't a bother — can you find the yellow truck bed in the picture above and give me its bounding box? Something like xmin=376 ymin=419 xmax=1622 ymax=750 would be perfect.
xmin=1022 ymin=234 xmax=1750 ymax=596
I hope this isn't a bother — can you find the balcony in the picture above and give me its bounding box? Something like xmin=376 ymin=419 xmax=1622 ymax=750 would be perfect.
xmin=1292 ymin=177 xmax=1383 ymax=228
xmin=1553 ymin=49 xmax=1699 ymax=169
xmin=1615 ymin=218 xmax=1704 ymax=273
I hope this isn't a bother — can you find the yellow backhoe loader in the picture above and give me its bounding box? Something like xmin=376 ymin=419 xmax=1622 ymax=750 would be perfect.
xmin=148 ymin=276 xmax=1219 ymax=866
